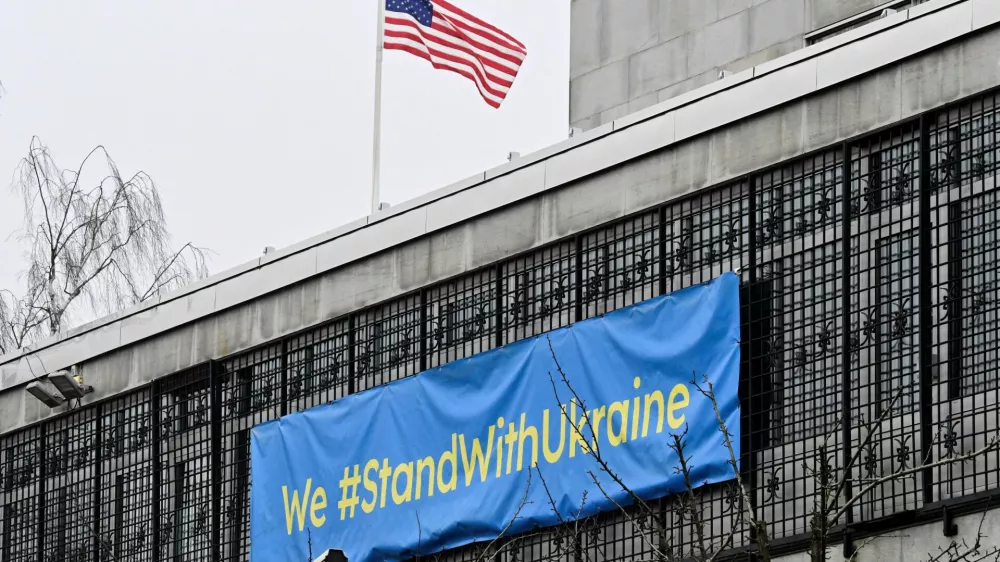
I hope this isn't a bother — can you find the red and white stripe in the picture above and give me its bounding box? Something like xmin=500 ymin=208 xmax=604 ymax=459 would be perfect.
xmin=383 ymin=0 xmax=527 ymax=108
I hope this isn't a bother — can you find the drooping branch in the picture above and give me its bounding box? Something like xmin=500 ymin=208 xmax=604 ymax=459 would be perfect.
xmin=2 ymin=137 xmax=208 ymax=344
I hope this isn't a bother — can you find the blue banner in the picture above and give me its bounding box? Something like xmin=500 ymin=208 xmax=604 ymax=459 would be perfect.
xmin=250 ymin=273 xmax=741 ymax=562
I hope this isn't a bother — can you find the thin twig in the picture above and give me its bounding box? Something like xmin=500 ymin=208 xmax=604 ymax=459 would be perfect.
xmin=834 ymin=434 xmax=1000 ymax=525
xmin=545 ymin=335 xmax=658 ymax=522
xmin=484 ymin=469 xmax=534 ymax=562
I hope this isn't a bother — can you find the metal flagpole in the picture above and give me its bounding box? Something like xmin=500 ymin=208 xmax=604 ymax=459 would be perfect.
xmin=370 ymin=0 xmax=385 ymax=215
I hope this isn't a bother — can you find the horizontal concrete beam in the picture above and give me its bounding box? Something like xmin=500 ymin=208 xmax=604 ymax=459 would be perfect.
xmin=0 ymin=0 xmax=990 ymax=392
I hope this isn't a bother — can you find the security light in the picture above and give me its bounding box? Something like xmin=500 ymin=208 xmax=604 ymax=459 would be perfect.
xmin=26 ymin=379 xmax=65 ymax=408
xmin=49 ymin=370 xmax=93 ymax=399
xmin=314 ymin=549 xmax=347 ymax=562
xmin=508 ymin=151 xmax=520 ymax=161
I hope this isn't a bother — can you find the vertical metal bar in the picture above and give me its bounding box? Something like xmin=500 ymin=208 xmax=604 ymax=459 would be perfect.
xmin=348 ymin=315 xmax=357 ymax=395
xmin=114 ymin=474 xmax=124 ymax=560
xmin=919 ymin=114 xmax=936 ymax=506
xmin=495 ymin=263 xmax=504 ymax=349
xmin=659 ymin=205 xmax=668 ymax=296
xmin=420 ymin=289 xmax=428 ymax=373
xmin=748 ymin=175 xmax=758 ymax=279
xmin=36 ymin=425 xmax=46 ymax=562
xmin=172 ymin=464 xmax=184 ymax=562
xmin=947 ymin=201 xmax=963 ymax=400
xmin=574 ymin=235 xmax=584 ymax=323
xmin=280 ymin=338 xmax=289 ymax=417
xmin=840 ymin=141 xmax=855 ymax=526
xmin=210 ymin=361 xmax=223 ymax=561
xmin=94 ymin=403 xmax=105 ymax=562
xmin=746 ymin=173 xmax=759 ymax=519
xmin=152 ymin=384 xmax=162 ymax=560
xmin=2 ymin=504 xmax=9 ymax=562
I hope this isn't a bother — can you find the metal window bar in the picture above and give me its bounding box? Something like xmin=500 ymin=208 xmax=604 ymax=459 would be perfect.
xmin=928 ymin=90 xmax=1000 ymax=506
xmin=97 ymin=388 xmax=154 ymax=562
xmin=847 ymin=122 xmax=925 ymax=523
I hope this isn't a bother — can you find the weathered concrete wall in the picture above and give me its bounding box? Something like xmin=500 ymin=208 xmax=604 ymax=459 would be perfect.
xmin=569 ymin=0 xmax=899 ymax=129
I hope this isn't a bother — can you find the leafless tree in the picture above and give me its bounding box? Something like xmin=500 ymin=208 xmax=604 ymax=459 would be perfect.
xmin=0 ymin=137 xmax=207 ymax=353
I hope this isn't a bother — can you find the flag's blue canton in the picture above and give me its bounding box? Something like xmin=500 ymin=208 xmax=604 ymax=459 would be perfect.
xmin=386 ymin=0 xmax=433 ymax=27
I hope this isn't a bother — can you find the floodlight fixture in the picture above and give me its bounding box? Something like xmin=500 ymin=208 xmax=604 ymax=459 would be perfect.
xmin=49 ymin=370 xmax=93 ymax=399
xmin=26 ymin=378 xmax=65 ymax=408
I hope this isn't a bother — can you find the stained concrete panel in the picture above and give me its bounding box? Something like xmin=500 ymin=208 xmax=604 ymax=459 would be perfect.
xmin=600 ymin=0 xmax=659 ymax=65
xmin=468 ymin=199 xmax=542 ymax=269
xmin=688 ymin=11 xmax=752 ymax=76
xmin=600 ymin=102 xmax=632 ymax=125
xmin=629 ymin=35 xmax=691 ymax=97
xmin=657 ymin=70 xmax=719 ymax=103
xmin=570 ymin=58 xmax=630 ymax=122
xmin=659 ymin=0 xmax=720 ymax=42
xmin=629 ymin=92 xmax=661 ymax=115
xmin=570 ymin=0 xmax=602 ymax=79
xmin=808 ymin=0 xmax=882 ymax=30
xmin=726 ymin=37 xmax=803 ymax=75
xmin=816 ymin=2 xmax=971 ymax=89
xmin=749 ymin=0 xmax=806 ymax=54
xmin=119 ymin=287 xmax=216 ymax=347
xmin=425 ymin=163 xmax=546 ymax=234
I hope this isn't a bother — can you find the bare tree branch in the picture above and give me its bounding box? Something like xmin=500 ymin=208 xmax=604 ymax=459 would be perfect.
xmin=833 ymin=435 xmax=1000 ymax=526
xmin=545 ymin=334 xmax=659 ymax=523
xmin=1 ymin=138 xmax=209 ymax=347
xmin=483 ymin=469 xmax=534 ymax=562
xmin=692 ymin=374 xmax=771 ymax=562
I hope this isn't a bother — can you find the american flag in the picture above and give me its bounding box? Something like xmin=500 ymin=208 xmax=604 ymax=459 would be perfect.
xmin=383 ymin=0 xmax=527 ymax=108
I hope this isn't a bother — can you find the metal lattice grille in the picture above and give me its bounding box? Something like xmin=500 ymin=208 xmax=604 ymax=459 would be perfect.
xmin=1 ymin=428 xmax=39 ymax=562
xmin=355 ymin=295 xmax=423 ymax=391
xmin=427 ymin=270 xmax=497 ymax=368
xmin=750 ymin=149 xmax=845 ymax=540
xmin=848 ymin=123 xmax=924 ymax=522
xmin=156 ymin=365 xmax=213 ymax=561
xmin=221 ymin=347 xmax=283 ymax=561
xmin=42 ymin=409 xmax=97 ymax=562
xmin=98 ymin=390 xmax=153 ymax=562
xmin=580 ymin=211 xmax=660 ymax=320
xmin=8 ymin=87 xmax=1000 ymax=562
xmin=929 ymin=91 xmax=1000 ymax=504
xmin=502 ymin=242 xmax=576 ymax=342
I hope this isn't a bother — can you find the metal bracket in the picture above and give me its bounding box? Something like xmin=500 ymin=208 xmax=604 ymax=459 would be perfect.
xmin=943 ymin=505 xmax=959 ymax=537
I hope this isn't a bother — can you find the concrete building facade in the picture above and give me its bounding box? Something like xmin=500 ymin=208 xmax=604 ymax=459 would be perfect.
xmin=570 ymin=0 xmax=934 ymax=130
xmin=1 ymin=0 xmax=1000 ymax=560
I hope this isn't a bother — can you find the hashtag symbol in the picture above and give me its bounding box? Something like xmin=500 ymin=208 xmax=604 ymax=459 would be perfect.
xmin=338 ymin=464 xmax=362 ymax=520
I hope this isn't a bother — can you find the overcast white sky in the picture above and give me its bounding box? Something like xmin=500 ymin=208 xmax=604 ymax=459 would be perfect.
xmin=0 ymin=0 xmax=569 ymax=322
